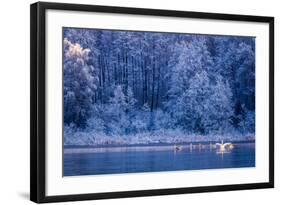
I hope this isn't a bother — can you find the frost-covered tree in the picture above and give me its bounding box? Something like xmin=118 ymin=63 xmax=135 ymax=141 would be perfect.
xmin=173 ymin=71 xmax=233 ymax=134
xmin=165 ymin=38 xmax=216 ymax=132
xmin=102 ymin=85 xmax=138 ymax=135
xmin=63 ymin=38 xmax=98 ymax=128
xmin=213 ymin=37 xmax=255 ymax=130
xmin=204 ymin=77 xmax=233 ymax=134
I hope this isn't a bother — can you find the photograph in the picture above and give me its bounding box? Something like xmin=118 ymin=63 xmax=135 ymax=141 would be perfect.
xmin=29 ymin=2 xmax=274 ymax=202
xmin=63 ymin=27 xmax=256 ymax=176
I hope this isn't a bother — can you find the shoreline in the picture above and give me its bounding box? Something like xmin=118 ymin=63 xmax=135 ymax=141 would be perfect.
xmin=64 ymin=139 xmax=255 ymax=148
xmin=64 ymin=131 xmax=255 ymax=147
xmin=64 ymin=141 xmax=255 ymax=154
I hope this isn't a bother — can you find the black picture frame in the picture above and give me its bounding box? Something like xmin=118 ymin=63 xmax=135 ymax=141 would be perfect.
xmin=30 ymin=1 xmax=274 ymax=203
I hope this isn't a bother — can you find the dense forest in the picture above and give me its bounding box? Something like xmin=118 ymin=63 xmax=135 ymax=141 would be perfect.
xmin=63 ymin=28 xmax=255 ymax=145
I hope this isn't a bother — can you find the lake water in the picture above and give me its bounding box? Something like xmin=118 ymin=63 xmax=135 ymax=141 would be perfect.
xmin=64 ymin=142 xmax=255 ymax=176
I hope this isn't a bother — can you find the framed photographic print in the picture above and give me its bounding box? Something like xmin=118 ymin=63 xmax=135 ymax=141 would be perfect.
xmin=30 ymin=1 xmax=274 ymax=203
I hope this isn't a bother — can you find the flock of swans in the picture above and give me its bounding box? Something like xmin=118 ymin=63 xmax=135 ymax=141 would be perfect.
xmin=174 ymin=140 xmax=234 ymax=153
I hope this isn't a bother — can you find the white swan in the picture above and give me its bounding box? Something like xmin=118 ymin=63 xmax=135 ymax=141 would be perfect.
xmin=215 ymin=140 xmax=233 ymax=151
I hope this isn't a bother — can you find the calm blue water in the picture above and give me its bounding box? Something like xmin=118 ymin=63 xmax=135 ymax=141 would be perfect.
xmin=64 ymin=143 xmax=255 ymax=176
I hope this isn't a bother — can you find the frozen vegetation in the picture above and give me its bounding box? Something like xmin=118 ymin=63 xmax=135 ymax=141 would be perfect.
xmin=64 ymin=126 xmax=254 ymax=146
xmin=63 ymin=28 xmax=255 ymax=146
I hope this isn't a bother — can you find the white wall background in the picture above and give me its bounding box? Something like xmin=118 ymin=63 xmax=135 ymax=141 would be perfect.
xmin=0 ymin=0 xmax=278 ymax=204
